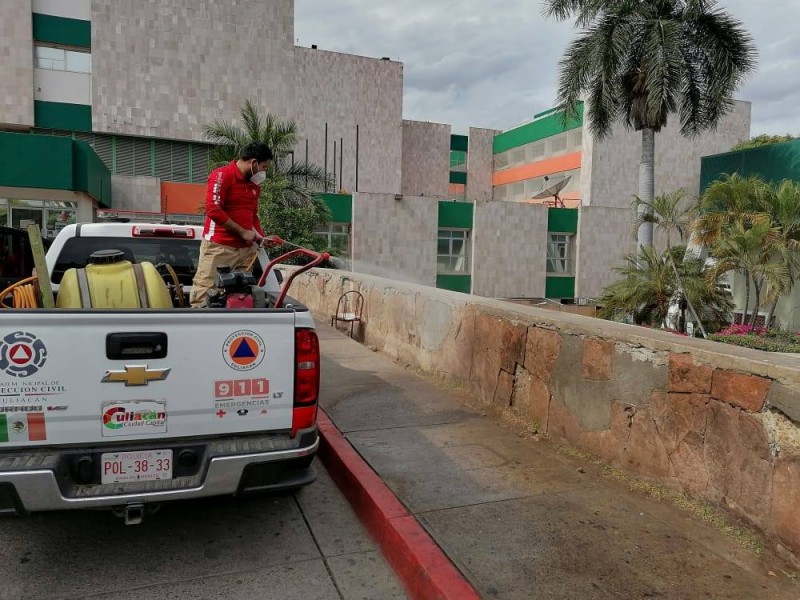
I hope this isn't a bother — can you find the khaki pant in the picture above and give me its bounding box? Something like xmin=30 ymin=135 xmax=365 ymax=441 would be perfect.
xmin=190 ymin=240 xmax=257 ymax=307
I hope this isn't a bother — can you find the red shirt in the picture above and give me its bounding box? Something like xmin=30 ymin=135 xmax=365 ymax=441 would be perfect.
xmin=202 ymin=160 xmax=264 ymax=248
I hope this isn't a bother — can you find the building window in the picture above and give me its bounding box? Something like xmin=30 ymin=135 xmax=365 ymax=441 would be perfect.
xmin=0 ymin=199 xmax=77 ymax=239
xmin=437 ymin=229 xmax=470 ymax=274
xmin=547 ymin=233 xmax=575 ymax=274
xmin=35 ymin=45 xmax=92 ymax=74
xmin=314 ymin=222 xmax=350 ymax=262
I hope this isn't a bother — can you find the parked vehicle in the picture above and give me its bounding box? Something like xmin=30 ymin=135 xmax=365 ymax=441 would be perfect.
xmin=0 ymin=223 xmax=323 ymax=524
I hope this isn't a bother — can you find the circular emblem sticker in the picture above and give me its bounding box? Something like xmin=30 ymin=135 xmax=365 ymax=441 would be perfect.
xmin=0 ymin=331 xmax=47 ymax=378
xmin=222 ymin=330 xmax=265 ymax=371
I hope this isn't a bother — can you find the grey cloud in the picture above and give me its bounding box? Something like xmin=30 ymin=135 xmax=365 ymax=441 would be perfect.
xmin=296 ymin=0 xmax=799 ymax=136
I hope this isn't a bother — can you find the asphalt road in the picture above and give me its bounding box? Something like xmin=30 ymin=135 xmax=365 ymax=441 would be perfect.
xmin=0 ymin=460 xmax=407 ymax=600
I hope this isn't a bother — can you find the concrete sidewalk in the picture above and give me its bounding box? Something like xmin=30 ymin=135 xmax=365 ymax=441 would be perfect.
xmin=316 ymin=322 xmax=800 ymax=600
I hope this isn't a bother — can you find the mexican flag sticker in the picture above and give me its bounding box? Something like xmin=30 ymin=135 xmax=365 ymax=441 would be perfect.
xmin=0 ymin=413 xmax=47 ymax=443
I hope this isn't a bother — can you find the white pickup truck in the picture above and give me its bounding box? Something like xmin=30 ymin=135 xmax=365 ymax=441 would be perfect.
xmin=0 ymin=222 xmax=321 ymax=524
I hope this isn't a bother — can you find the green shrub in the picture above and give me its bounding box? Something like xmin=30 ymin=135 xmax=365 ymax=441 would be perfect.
xmin=708 ymin=333 xmax=800 ymax=353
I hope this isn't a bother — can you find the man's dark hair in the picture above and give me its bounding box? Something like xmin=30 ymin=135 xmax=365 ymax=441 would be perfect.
xmin=240 ymin=142 xmax=273 ymax=162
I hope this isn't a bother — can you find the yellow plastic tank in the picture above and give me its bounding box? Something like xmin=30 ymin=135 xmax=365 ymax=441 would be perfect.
xmin=57 ymin=249 xmax=173 ymax=309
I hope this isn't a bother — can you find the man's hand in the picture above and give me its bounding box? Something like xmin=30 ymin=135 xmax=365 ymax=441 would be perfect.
xmin=239 ymin=230 xmax=257 ymax=244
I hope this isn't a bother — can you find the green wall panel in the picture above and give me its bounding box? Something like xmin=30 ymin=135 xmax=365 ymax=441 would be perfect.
xmin=449 ymin=171 xmax=467 ymax=185
xmin=0 ymin=132 xmax=73 ymax=190
xmin=547 ymin=208 xmax=578 ymax=233
xmin=436 ymin=274 xmax=471 ymax=294
xmin=34 ymin=101 xmax=92 ymax=132
xmin=450 ymin=134 xmax=469 ymax=152
xmin=73 ymin=140 xmax=112 ymax=207
xmin=319 ymin=193 xmax=353 ymax=223
xmin=700 ymin=139 xmax=800 ymax=193
xmin=546 ymin=276 xmax=575 ymax=299
xmin=32 ymin=13 xmax=91 ymax=49
xmin=494 ymin=103 xmax=584 ymax=154
xmin=450 ymin=150 xmax=466 ymax=168
xmin=0 ymin=132 xmax=111 ymax=206
xmin=438 ymin=201 xmax=474 ymax=228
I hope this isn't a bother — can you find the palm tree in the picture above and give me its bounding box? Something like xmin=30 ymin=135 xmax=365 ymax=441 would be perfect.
xmin=697 ymin=174 xmax=800 ymax=328
xmin=632 ymin=188 xmax=708 ymax=336
xmin=707 ymin=220 xmax=785 ymax=326
xmin=543 ymin=0 xmax=757 ymax=249
xmin=760 ymin=180 xmax=800 ymax=326
xmin=201 ymin=100 xmax=333 ymax=247
xmin=598 ymin=245 xmax=731 ymax=331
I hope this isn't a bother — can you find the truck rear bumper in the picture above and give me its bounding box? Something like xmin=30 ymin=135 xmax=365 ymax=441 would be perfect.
xmin=0 ymin=435 xmax=319 ymax=513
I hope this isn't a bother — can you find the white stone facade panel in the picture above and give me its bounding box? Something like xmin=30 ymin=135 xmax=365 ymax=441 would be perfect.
xmin=1 ymin=0 xmax=34 ymax=129
xmin=575 ymin=206 xmax=637 ymax=299
xmin=91 ymin=0 xmax=295 ymax=141
xmin=401 ymin=120 xmax=449 ymax=198
xmin=110 ymin=175 xmax=161 ymax=212
xmin=471 ymin=202 xmax=548 ymax=298
xmin=467 ymin=127 xmax=498 ymax=203
xmin=583 ymin=100 xmax=751 ymax=208
xmin=351 ymin=192 xmax=437 ymax=286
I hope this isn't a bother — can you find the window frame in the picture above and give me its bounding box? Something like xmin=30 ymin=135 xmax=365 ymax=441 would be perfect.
xmin=34 ymin=44 xmax=92 ymax=74
xmin=437 ymin=228 xmax=471 ymax=275
xmin=546 ymin=232 xmax=575 ymax=275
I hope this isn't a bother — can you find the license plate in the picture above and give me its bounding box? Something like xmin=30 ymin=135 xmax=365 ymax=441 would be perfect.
xmin=100 ymin=449 xmax=173 ymax=484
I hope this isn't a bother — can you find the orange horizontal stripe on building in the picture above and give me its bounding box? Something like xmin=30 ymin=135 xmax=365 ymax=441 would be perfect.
xmin=493 ymin=151 xmax=582 ymax=187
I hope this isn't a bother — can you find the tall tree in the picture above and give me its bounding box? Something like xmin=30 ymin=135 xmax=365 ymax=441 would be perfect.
xmin=632 ymin=188 xmax=707 ymax=336
xmin=202 ymin=100 xmax=333 ymax=251
xmin=543 ymin=0 xmax=757 ymax=248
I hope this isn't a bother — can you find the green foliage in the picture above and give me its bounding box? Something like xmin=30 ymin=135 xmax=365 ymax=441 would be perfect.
xmin=598 ymin=245 xmax=732 ymax=331
xmin=542 ymin=0 xmax=757 ymax=138
xmin=708 ymin=331 xmax=800 ymax=353
xmin=731 ymin=134 xmax=795 ymax=152
xmin=201 ymin=100 xmax=337 ymax=264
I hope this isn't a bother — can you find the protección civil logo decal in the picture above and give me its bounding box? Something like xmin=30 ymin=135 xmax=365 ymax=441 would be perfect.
xmin=222 ymin=330 xmax=265 ymax=371
xmin=0 ymin=332 xmax=47 ymax=378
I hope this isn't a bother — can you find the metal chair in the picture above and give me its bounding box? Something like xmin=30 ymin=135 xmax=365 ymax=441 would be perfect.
xmin=331 ymin=290 xmax=364 ymax=338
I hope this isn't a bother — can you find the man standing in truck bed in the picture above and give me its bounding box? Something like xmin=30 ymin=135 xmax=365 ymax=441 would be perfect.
xmin=190 ymin=142 xmax=273 ymax=307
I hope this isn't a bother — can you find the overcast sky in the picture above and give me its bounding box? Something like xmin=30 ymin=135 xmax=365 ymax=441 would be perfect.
xmin=295 ymin=0 xmax=800 ymax=136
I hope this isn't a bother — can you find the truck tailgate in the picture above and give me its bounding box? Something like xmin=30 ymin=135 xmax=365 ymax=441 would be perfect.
xmin=0 ymin=311 xmax=297 ymax=447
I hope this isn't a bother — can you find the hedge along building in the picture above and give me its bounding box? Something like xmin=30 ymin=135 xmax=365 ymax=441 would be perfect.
xmin=0 ymin=0 xmax=752 ymax=303
xmin=700 ymin=139 xmax=800 ymax=329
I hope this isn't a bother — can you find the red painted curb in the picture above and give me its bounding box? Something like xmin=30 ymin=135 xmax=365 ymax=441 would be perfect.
xmin=316 ymin=410 xmax=481 ymax=600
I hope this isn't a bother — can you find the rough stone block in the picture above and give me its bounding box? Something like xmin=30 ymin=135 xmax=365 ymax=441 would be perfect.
xmin=620 ymin=408 xmax=673 ymax=478
xmin=547 ymin=398 xmax=581 ymax=444
xmin=711 ymin=370 xmax=772 ymax=412
xmin=766 ymin=382 xmax=800 ymax=424
xmin=704 ymin=401 xmax=773 ymax=524
xmin=668 ymin=353 xmax=713 ymax=394
xmin=523 ymin=327 xmax=562 ymax=383
xmin=511 ymin=367 xmax=550 ymax=432
xmin=494 ymin=370 xmax=514 ymax=408
xmin=581 ymin=338 xmax=614 ymax=381
xmin=770 ymin=456 xmax=800 ymax=553
xmin=500 ymin=322 xmax=527 ymax=373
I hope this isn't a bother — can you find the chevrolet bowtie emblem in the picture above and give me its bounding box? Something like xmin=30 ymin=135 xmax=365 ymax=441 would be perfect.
xmin=101 ymin=366 xmax=171 ymax=386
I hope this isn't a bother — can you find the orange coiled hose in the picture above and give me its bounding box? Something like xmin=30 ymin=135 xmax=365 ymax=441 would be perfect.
xmin=0 ymin=277 xmax=40 ymax=309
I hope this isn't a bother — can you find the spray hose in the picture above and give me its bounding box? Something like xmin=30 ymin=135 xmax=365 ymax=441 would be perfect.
xmin=0 ymin=277 xmax=40 ymax=309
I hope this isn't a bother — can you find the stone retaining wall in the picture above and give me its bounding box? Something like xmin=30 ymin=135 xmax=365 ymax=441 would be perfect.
xmin=289 ymin=268 xmax=800 ymax=556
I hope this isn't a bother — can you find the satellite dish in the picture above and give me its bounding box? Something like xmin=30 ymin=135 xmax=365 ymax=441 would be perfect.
xmin=531 ymin=174 xmax=572 ymax=207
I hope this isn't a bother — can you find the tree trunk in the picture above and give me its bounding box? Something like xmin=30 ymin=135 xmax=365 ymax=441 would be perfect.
xmin=765 ymin=297 xmax=779 ymax=330
xmin=741 ymin=273 xmax=751 ymax=325
xmin=750 ymin=278 xmax=762 ymax=327
xmin=637 ymin=128 xmax=655 ymax=249
xmin=666 ymin=249 xmax=707 ymax=338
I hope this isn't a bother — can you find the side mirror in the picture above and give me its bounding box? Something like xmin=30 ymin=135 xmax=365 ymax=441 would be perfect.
xmin=274 ymin=269 xmax=284 ymax=284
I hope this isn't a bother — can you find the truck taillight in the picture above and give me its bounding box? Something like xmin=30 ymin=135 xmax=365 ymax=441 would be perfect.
xmin=131 ymin=226 xmax=195 ymax=238
xmin=292 ymin=328 xmax=320 ymax=437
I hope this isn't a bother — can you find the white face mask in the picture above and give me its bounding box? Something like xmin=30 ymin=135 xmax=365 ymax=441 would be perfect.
xmin=251 ymin=170 xmax=266 ymax=185
xmin=250 ymin=162 xmax=266 ymax=185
